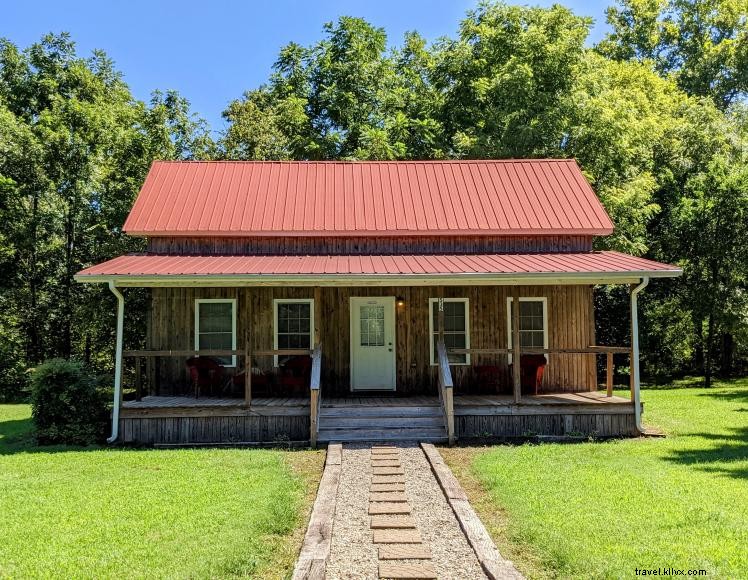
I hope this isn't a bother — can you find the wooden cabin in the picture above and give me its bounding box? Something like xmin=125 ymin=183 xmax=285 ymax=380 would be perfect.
xmin=75 ymin=160 xmax=680 ymax=446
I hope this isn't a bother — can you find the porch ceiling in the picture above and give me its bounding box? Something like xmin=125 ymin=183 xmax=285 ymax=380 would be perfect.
xmin=75 ymin=251 xmax=681 ymax=287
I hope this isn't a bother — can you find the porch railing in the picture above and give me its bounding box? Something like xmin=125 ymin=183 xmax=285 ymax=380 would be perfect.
xmin=122 ymin=348 xmax=313 ymax=406
xmin=436 ymin=340 xmax=456 ymax=446
xmin=448 ymin=345 xmax=634 ymax=401
xmin=309 ymin=344 xmax=322 ymax=447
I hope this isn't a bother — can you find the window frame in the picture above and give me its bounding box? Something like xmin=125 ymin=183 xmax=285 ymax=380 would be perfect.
xmin=273 ymin=298 xmax=315 ymax=367
xmin=506 ymin=297 xmax=549 ymax=362
xmin=428 ymin=297 xmax=471 ymax=366
xmin=194 ymin=298 xmax=237 ymax=367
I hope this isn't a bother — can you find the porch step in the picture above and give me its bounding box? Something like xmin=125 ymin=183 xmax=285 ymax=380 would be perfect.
xmin=317 ymin=427 xmax=447 ymax=443
xmin=319 ymin=405 xmax=442 ymax=418
xmin=320 ymin=416 xmax=444 ymax=429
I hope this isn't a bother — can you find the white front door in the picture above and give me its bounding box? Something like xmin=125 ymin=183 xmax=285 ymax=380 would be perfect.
xmin=350 ymin=297 xmax=396 ymax=391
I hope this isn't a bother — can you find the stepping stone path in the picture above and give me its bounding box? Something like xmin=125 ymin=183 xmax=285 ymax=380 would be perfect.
xmin=369 ymin=445 xmax=438 ymax=580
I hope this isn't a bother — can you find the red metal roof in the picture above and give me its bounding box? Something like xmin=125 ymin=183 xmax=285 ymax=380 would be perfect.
xmin=123 ymin=160 xmax=614 ymax=237
xmin=75 ymin=252 xmax=679 ymax=280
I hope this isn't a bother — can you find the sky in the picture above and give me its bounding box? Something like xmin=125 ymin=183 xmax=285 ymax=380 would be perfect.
xmin=3 ymin=0 xmax=612 ymax=134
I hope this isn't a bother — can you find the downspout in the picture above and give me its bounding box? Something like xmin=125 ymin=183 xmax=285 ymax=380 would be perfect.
xmin=630 ymin=277 xmax=649 ymax=433
xmin=108 ymin=281 xmax=125 ymax=443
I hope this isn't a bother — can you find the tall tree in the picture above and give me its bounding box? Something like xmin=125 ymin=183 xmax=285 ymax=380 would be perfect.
xmin=599 ymin=0 xmax=748 ymax=109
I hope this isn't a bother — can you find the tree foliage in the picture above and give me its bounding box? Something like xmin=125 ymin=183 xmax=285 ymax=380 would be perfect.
xmin=1 ymin=2 xmax=746 ymax=397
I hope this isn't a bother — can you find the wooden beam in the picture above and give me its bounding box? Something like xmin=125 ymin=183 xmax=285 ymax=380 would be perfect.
xmin=606 ymin=351 xmax=614 ymax=397
xmin=314 ymin=286 xmax=322 ymax=347
xmin=135 ymin=356 xmax=142 ymax=401
xmin=245 ymin=292 xmax=252 ymax=408
xmin=511 ymin=287 xmax=521 ymax=403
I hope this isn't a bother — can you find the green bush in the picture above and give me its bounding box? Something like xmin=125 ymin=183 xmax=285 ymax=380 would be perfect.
xmin=30 ymin=359 xmax=108 ymax=445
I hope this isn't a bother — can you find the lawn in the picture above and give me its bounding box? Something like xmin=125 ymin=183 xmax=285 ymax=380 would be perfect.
xmin=0 ymin=405 xmax=324 ymax=579
xmin=442 ymin=378 xmax=748 ymax=579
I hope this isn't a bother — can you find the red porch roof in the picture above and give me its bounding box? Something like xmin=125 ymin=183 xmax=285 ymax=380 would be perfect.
xmin=122 ymin=160 xmax=614 ymax=237
xmin=75 ymin=251 xmax=680 ymax=283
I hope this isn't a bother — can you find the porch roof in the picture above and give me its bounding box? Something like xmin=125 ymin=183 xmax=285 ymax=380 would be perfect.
xmin=75 ymin=251 xmax=681 ymax=286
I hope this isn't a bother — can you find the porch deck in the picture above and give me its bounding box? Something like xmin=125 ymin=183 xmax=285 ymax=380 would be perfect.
xmin=118 ymin=392 xmax=637 ymax=444
xmin=121 ymin=391 xmax=634 ymax=412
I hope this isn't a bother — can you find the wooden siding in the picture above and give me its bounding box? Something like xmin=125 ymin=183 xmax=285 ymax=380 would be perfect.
xmin=147 ymin=235 xmax=592 ymax=255
xmin=146 ymin=284 xmax=597 ymax=396
xmin=456 ymin=413 xmax=637 ymax=438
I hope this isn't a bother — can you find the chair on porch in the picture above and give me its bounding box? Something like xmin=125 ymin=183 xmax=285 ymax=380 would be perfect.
xmin=509 ymin=354 xmax=547 ymax=395
xmin=185 ymin=356 xmax=223 ymax=398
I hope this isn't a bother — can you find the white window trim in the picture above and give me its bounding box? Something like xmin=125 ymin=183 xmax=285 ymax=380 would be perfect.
xmin=273 ymin=298 xmax=315 ymax=367
xmin=428 ymin=298 xmax=471 ymax=366
xmin=194 ymin=298 xmax=237 ymax=367
xmin=506 ymin=296 xmax=548 ymax=363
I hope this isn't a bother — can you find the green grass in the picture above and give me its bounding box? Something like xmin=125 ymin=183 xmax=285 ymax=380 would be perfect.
xmin=443 ymin=378 xmax=748 ymax=579
xmin=0 ymin=405 xmax=324 ymax=579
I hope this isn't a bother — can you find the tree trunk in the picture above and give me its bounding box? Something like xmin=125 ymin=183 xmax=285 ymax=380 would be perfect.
xmin=61 ymin=203 xmax=74 ymax=359
xmin=704 ymin=310 xmax=714 ymax=388
xmin=26 ymin=192 xmax=41 ymax=363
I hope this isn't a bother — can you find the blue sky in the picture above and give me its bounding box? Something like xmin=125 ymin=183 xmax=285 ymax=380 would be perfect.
xmin=3 ymin=1 xmax=612 ymax=134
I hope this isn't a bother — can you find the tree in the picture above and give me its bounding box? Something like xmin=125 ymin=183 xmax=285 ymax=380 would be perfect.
xmin=599 ymin=0 xmax=748 ymax=109
xmin=0 ymin=34 xmax=213 ymax=399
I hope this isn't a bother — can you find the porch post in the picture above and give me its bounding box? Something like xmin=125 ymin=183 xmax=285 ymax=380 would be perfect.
xmin=107 ymin=281 xmax=125 ymax=443
xmin=630 ymin=278 xmax=649 ymax=432
xmin=313 ymin=287 xmax=321 ymax=347
xmin=511 ymin=286 xmax=521 ymax=403
xmin=244 ymin=289 xmax=252 ymax=407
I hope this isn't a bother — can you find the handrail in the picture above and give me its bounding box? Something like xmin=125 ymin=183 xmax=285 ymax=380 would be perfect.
xmin=447 ymin=344 xmax=634 ymax=400
xmin=309 ymin=344 xmax=322 ymax=447
xmin=123 ymin=348 xmax=312 ymax=357
xmin=436 ymin=340 xmax=455 ymax=446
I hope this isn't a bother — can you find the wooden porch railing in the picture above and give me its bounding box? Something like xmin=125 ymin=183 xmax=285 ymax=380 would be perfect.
xmin=309 ymin=344 xmax=322 ymax=448
xmin=448 ymin=345 xmax=634 ymax=400
xmin=122 ymin=348 xmax=313 ymax=405
xmin=436 ymin=340 xmax=456 ymax=446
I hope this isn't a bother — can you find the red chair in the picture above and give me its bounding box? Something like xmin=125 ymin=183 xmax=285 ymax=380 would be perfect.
xmin=509 ymin=355 xmax=547 ymax=395
xmin=277 ymin=356 xmax=312 ymax=395
xmin=185 ymin=357 xmax=223 ymax=398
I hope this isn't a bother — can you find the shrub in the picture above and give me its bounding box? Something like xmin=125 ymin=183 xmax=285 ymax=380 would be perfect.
xmin=30 ymin=359 xmax=108 ymax=445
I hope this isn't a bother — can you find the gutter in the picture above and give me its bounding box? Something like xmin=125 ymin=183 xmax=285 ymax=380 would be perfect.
xmin=630 ymin=277 xmax=649 ymax=433
xmin=75 ymin=270 xmax=682 ymax=287
xmin=108 ymin=281 xmax=125 ymax=444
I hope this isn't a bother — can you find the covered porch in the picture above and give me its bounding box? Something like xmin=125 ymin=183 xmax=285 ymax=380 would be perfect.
xmin=74 ymin=250 xmax=680 ymax=446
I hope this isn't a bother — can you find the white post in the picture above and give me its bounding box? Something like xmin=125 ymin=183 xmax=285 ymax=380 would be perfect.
xmin=630 ymin=277 xmax=649 ymax=433
xmin=108 ymin=281 xmax=125 ymax=444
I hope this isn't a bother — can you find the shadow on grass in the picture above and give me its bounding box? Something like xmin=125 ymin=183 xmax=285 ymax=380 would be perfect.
xmin=665 ymin=426 xmax=748 ymax=480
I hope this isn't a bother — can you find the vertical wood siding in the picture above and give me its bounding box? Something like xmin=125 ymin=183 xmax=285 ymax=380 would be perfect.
xmin=147 ymin=235 xmax=593 ymax=255
xmin=147 ymin=284 xmax=597 ymax=396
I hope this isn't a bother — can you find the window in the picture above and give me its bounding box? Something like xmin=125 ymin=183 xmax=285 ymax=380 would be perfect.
xmin=273 ymin=299 xmax=314 ymax=365
xmin=194 ymin=299 xmax=236 ymax=366
xmin=429 ymin=298 xmax=470 ymax=365
xmin=359 ymin=305 xmax=385 ymax=347
xmin=506 ymin=297 xmax=548 ymax=360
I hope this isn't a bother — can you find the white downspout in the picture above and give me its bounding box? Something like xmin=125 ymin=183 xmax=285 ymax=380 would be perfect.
xmin=630 ymin=277 xmax=649 ymax=433
xmin=108 ymin=281 xmax=125 ymax=443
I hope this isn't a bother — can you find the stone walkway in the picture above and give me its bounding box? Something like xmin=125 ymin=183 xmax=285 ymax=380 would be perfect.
xmin=295 ymin=442 xmax=522 ymax=580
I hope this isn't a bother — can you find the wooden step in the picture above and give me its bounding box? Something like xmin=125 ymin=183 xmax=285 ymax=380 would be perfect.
xmin=378 ymin=561 xmax=437 ymax=579
xmin=370 ymin=514 xmax=416 ymax=529
xmin=371 ymin=482 xmax=406 ymax=492
xmin=370 ymin=491 xmax=408 ymax=502
xmin=378 ymin=545 xmax=432 ymax=559
xmin=317 ymin=428 xmax=447 ymax=443
xmin=318 ymin=416 xmax=444 ymax=428
xmin=372 ymin=528 xmax=421 ymax=543
xmin=369 ymin=502 xmax=411 ymax=515
xmin=319 ymin=406 xmax=441 ymax=418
